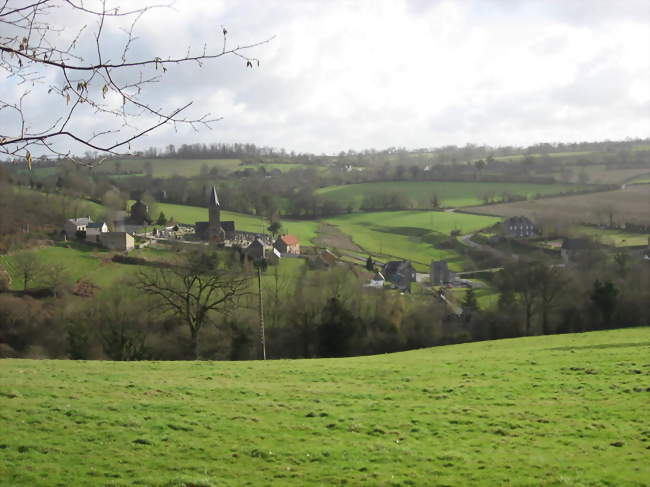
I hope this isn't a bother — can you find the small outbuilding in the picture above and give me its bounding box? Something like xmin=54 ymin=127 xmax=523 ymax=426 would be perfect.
xmin=100 ymin=232 xmax=135 ymax=252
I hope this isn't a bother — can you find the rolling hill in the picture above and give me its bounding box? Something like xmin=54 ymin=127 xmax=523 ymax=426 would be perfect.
xmin=1 ymin=327 xmax=647 ymax=486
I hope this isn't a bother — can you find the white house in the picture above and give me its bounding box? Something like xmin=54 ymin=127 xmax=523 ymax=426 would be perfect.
xmin=63 ymin=216 xmax=93 ymax=240
xmin=85 ymin=222 xmax=108 ymax=242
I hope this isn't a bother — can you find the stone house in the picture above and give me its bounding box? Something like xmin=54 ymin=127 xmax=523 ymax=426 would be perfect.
xmin=85 ymin=222 xmax=108 ymax=242
xmin=63 ymin=216 xmax=93 ymax=240
xmin=502 ymin=216 xmax=537 ymax=239
xmin=383 ymin=260 xmax=416 ymax=291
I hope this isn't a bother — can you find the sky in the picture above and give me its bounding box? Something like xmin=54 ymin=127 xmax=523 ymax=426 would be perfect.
xmin=3 ymin=0 xmax=650 ymax=155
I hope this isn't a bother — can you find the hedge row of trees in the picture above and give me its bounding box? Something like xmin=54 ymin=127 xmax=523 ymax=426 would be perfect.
xmin=1 ymin=242 xmax=647 ymax=361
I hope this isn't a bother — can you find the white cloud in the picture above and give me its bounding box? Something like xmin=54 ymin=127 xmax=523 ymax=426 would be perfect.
xmin=5 ymin=0 xmax=649 ymax=154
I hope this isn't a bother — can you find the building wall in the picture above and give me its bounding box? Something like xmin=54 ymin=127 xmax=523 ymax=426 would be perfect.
xmin=100 ymin=232 xmax=135 ymax=251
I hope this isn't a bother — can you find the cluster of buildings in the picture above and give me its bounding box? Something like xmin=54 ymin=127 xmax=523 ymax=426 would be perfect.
xmin=193 ymin=186 xmax=301 ymax=262
xmin=63 ymin=217 xmax=134 ymax=251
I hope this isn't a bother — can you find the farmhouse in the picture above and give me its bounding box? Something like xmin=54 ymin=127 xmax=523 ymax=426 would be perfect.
xmin=502 ymin=216 xmax=537 ymax=239
xmin=244 ymin=237 xmax=267 ymax=261
xmin=85 ymin=222 xmax=108 ymax=242
xmin=63 ymin=216 xmax=93 ymax=240
xmin=383 ymin=260 xmax=416 ymax=291
xmin=274 ymin=234 xmax=300 ymax=255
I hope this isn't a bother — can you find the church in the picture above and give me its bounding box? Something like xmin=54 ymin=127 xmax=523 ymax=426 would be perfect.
xmin=194 ymin=186 xmax=236 ymax=243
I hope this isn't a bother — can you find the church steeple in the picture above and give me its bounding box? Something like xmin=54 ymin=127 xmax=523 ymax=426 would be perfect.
xmin=209 ymin=185 xmax=220 ymax=208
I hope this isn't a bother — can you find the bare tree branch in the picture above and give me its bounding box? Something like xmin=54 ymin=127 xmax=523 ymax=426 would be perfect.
xmin=0 ymin=0 xmax=273 ymax=166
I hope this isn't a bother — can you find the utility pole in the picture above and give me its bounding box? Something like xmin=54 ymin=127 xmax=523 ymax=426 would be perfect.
xmin=256 ymin=260 xmax=267 ymax=360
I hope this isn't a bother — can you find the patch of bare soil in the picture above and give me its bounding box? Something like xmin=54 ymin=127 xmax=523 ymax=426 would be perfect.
xmin=313 ymin=223 xmax=363 ymax=252
xmin=464 ymin=185 xmax=650 ymax=226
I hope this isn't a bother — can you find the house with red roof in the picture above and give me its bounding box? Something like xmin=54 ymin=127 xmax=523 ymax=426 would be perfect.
xmin=274 ymin=234 xmax=300 ymax=255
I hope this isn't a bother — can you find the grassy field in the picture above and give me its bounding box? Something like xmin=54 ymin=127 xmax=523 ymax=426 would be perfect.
xmin=100 ymin=159 xmax=243 ymax=178
xmin=317 ymin=181 xmax=583 ymax=210
xmin=155 ymin=202 xmax=320 ymax=245
xmin=576 ymin=227 xmax=649 ymax=247
xmin=325 ymin=211 xmax=500 ymax=270
xmin=0 ymin=243 xmax=145 ymax=290
xmin=1 ymin=327 xmax=648 ymax=486
xmin=466 ymin=185 xmax=650 ymax=226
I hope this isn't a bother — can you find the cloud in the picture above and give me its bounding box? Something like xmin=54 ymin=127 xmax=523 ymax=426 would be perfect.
xmin=5 ymin=0 xmax=649 ymax=155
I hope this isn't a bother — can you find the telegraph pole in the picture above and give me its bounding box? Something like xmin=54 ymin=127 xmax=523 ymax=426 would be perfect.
xmin=256 ymin=260 xmax=267 ymax=360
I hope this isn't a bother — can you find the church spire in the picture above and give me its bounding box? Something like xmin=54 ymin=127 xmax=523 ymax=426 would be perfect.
xmin=209 ymin=185 xmax=220 ymax=208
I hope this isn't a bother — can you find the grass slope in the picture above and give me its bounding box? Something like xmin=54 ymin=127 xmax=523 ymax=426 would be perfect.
xmin=325 ymin=211 xmax=500 ymax=270
xmin=317 ymin=181 xmax=583 ymax=210
xmin=1 ymin=328 xmax=648 ymax=486
xmin=0 ymin=243 xmax=145 ymax=290
xmin=157 ymin=202 xmax=320 ymax=245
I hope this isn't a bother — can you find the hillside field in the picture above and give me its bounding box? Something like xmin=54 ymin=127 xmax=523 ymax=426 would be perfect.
xmin=1 ymin=328 xmax=648 ymax=486
xmin=465 ymin=185 xmax=650 ymax=226
xmin=316 ymin=181 xmax=584 ymax=210
xmin=0 ymin=243 xmax=151 ymax=290
xmin=325 ymin=211 xmax=500 ymax=270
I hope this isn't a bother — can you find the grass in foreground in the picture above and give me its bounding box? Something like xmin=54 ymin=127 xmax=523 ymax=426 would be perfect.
xmin=0 ymin=328 xmax=648 ymax=486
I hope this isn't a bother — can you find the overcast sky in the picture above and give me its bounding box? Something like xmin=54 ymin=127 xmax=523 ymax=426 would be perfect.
xmin=6 ymin=0 xmax=650 ymax=155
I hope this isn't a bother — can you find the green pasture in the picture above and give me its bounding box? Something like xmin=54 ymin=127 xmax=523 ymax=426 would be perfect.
xmin=0 ymin=243 xmax=124 ymax=290
xmin=577 ymin=227 xmax=649 ymax=247
xmin=317 ymin=181 xmax=582 ymax=210
xmin=155 ymin=202 xmax=319 ymax=245
xmin=325 ymin=211 xmax=500 ymax=270
xmin=1 ymin=327 xmax=648 ymax=486
xmin=100 ymin=158 xmax=242 ymax=178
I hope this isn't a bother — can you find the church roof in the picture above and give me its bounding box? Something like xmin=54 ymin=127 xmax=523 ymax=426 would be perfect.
xmin=209 ymin=186 xmax=220 ymax=207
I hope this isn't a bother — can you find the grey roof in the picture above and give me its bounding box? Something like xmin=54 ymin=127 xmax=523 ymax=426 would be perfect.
xmin=87 ymin=222 xmax=106 ymax=229
xmin=221 ymin=221 xmax=235 ymax=232
xmin=209 ymin=186 xmax=220 ymax=207
xmin=68 ymin=217 xmax=93 ymax=225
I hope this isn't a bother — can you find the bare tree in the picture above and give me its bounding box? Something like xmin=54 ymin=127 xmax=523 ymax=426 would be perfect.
xmin=13 ymin=252 xmax=43 ymax=290
xmin=1 ymin=1 xmax=271 ymax=166
xmin=136 ymin=250 xmax=250 ymax=359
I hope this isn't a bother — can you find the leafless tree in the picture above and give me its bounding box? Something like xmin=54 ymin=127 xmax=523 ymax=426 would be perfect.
xmin=1 ymin=1 xmax=272 ymax=167
xmin=136 ymin=250 xmax=250 ymax=359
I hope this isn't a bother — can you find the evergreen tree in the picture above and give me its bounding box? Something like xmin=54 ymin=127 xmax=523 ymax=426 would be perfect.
xmin=156 ymin=211 xmax=167 ymax=226
xmin=590 ymin=279 xmax=619 ymax=327
xmin=365 ymin=256 xmax=374 ymax=271
xmin=462 ymin=287 xmax=479 ymax=312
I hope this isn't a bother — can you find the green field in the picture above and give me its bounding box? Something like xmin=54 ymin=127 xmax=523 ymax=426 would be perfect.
xmin=325 ymin=211 xmax=500 ymax=270
xmin=317 ymin=181 xmax=583 ymax=210
xmin=1 ymin=327 xmax=648 ymax=486
xmin=0 ymin=243 xmax=144 ymax=290
xmin=156 ymin=202 xmax=320 ymax=245
xmin=577 ymin=227 xmax=650 ymax=247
